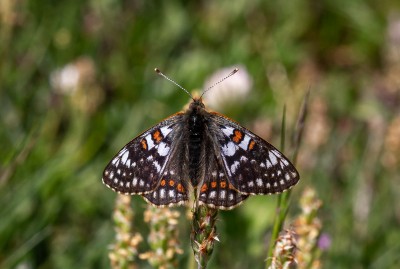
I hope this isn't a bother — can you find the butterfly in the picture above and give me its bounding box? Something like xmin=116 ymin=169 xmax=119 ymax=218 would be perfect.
xmin=102 ymin=68 xmax=300 ymax=210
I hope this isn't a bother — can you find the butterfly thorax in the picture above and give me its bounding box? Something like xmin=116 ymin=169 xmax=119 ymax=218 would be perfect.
xmin=187 ymin=99 xmax=207 ymax=187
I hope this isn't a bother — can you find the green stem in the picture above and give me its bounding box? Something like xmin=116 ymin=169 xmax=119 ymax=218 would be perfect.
xmin=265 ymin=92 xmax=310 ymax=269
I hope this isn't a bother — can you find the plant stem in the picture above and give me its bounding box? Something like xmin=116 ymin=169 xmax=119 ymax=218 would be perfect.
xmin=265 ymin=92 xmax=310 ymax=268
xmin=190 ymin=196 xmax=219 ymax=269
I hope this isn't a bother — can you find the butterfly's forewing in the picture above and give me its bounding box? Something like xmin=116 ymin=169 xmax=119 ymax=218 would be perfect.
xmin=209 ymin=112 xmax=300 ymax=195
xmin=102 ymin=114 xmax=184 ymax=196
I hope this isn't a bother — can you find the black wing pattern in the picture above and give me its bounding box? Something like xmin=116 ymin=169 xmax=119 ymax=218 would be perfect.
xmin=198 ymin=155 xmax=249 ymax=209
xmin=196 ymin=130 xmax=248 ymax=209
xmin=209 ymin=112 xmax=300 ymax=195
xmin=142 ymin=140 xmax=190 ymax=207
xmin=102 ymin=113 xmax=188 ymax=204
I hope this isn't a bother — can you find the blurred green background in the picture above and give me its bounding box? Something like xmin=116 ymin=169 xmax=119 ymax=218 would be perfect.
xmin=1 ymin=0 xmax=400 ymax=268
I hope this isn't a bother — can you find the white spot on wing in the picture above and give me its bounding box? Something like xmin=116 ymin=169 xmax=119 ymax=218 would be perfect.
xmin=154 ymin=161 xmax=161 ymax=172
xmin=229 ymin=194 xmax=234 ymax=201
xmin=160 ymin=126 xmax=173 ymax=137
xmin=269 ymin=151 xmax=278 ymax=165
xmin=145 ymin=134 xmax=155 ymax=149
xmin=256 ymin=178 xmax=263 ymax=187
xmin=157 ymin=142 xmax=170 ymax=157
xmin=118 ymin=148 xmax=127 ymax=156
xmin=220 ymin=190 xmax=226 ymax=199
xmin=139 ymin=179 xmax=144 ymax=187
xmin=168 ymin=190 xmax=175 ymax=198
xmin=238 ymin=135 xmax=251 ymax=150
xmin=248 ymin=181 xmax=254 ymax=187
xmin=240 ymin=156 xmax=248 ymax=162
xmin=222 ymin=126 xmax=235 ymax=137
xmin=160 ymin=189 xmax=166 ymax=199
xmin=132 ymin=177 xmax=137 ymax=186
xmin=280 ymin=180 xmax=285 ymax=185
xmin=121 ymin=151 xmax=129 ymax=164
xmin=209 ymin=191 xmax=217 ymax=199
xmin=230 ymin=161 xmax=240 ymax=174
xmin=222 ymin=142 xmax=236 ymax=157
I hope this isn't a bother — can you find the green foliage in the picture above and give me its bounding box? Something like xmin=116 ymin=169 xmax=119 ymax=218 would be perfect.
xmin=1 ymin=0 xmax=400 ymax=268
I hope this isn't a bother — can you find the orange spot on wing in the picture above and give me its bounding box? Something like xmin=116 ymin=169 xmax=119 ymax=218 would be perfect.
xmin=177 ymin=183 xmax=184 ymax=192
xmin=232 ymin=130 xmax=243 ymax=143
xmin=248 ymin=140 xmax=256 ymax=150
xmin=201 ymin=183 xmax=208 ymax=192
xmin=152 ymin=129 xmax=163 ymax=143
xmin=141 ymin=139 xmax=147 ymax=150
xmin=211 ymin=182 xmax=217 ymax=188
xmin=160 ymin=179 xmax=166 ymax=186
xmin=169 ymin=180 xmax=175 ymax=186
xmin=228 ymin=183 xmax=235 ymax=189
xmin=220 ymin=181 xmax=227 ymax=188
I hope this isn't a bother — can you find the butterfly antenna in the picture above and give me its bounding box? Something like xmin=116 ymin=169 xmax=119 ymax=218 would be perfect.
xmin=201 ymin=68 xmax=239 ymax=98
xmin=155 ymin=68 xmax=194 ymax=100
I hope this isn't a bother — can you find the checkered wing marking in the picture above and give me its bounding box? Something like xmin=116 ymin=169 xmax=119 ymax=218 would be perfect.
xmin=197 ymin=134 xmax=248 ymax=210
xmin=210 ymin=113 xmax=300 ymax=195
xmin=142 ymin=166 xmax=189 ymax=207
xmin=198 ymin=156 xmax=249 ymax=210
xmin=102 ymin=114 xmax=184 ymax=195
xmin=142 ymin=141 xmax=190 ymax=207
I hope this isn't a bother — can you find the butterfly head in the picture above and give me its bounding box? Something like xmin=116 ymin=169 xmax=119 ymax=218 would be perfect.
xmin=189 ymin=97 xmax=206 ymax=111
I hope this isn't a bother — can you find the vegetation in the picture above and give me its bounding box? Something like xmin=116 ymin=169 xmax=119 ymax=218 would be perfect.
xmin=1 ymin=0 xmax=400 ymax=268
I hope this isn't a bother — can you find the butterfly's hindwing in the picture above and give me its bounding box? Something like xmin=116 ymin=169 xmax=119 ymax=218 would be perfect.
xmin=142 ymin=169 xmax=189 ymax=207
xmin=194 ymin=133 xmax=248 ymax=209
xmin=198 ymin=152 xmax=249 ymax=209
xmin=102 ymin=114 xmax=184 ymax=195
xmin=209 ymin=112 xmax=300 ymax=195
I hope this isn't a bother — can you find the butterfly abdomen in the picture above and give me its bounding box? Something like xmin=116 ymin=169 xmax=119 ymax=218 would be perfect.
xmin=187 ymin=103 xmax=206 ymax=187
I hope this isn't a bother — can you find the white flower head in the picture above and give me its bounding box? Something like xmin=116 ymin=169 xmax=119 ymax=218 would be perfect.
xmin=202 ymin=65 xmax=253 ymax=110
xmin=50 ymin=63 xmax=80 ymax=94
